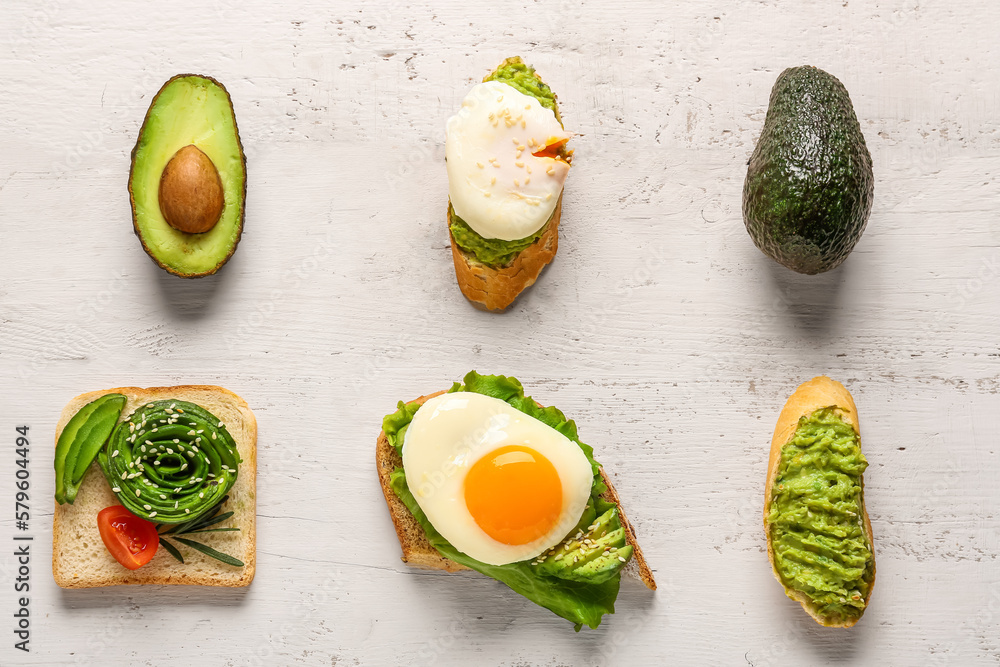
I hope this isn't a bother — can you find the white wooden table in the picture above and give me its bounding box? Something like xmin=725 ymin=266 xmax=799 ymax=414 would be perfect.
xmin=2 ymin=1 xmax=999 ymax=664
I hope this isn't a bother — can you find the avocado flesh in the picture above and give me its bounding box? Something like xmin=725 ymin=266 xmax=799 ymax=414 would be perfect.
xmin=743 ymin=66 xmax=873 ymax=275
xmin=129 ymin=74 xmax=246 ymax=277
xmin=531 ymin=507 xmax=631 ymax=584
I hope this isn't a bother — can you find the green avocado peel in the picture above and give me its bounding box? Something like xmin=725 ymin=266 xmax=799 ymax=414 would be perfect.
xmin=54 ymin=393 xmax=127 ymax=505
xmin=383 ymin=371 xmax=632 ymax=630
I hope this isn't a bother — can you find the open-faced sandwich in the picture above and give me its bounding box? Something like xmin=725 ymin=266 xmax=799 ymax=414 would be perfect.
xmin=376 ymin=372 xmax=654 ymax=630
xmin=446 ymin=57 xmax=573 ymax=310
xmin=53 ymin=385 xmax=256 ymax=588
xmin=765 ymin=376 xmax=875 ymax=627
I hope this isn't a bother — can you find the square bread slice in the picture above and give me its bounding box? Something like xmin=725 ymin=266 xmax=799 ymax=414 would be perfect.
xmin=376 ymin=391 xmax=656 ymax=590
xmin=53 ymin=385 xmax=256 ymax=588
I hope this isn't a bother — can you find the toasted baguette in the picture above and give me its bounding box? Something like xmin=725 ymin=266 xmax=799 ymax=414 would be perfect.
xmin=448 ymin=57 xmax=570 ymax=311
xmin=376 ymin=391 xmax=656 ymax=590
xmin=764 ymin=376 xmax=875 ymax=627
xmin=53 ymin=385 xmax=256 ymax=588
xmin=449 ymin=197 xmax=562 ymax=311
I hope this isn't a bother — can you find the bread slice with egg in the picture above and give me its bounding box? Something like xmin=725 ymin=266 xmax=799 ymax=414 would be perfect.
xmin=764 ymin=376 xmax=875 ymax=627
xmin=376 ymin=391 xmax=656 ymax=590
xmin=52 ymin=385 xmax=256 ymax=588
xmin=448 ymin=57 xmax=571 ymax=311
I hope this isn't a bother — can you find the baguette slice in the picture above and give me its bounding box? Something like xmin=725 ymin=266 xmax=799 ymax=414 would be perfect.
xmin=764 ymin=376 xmax=875 ymax=627
xmin=53 ymin=385 xmax=256 ymax=588
xmin=448 ymin=57 xmax=570 ymax=311
xmin=376 ymin=391 xmax=656 ymax=591
xmin=449 ymin=196 xmax=562 ymax=311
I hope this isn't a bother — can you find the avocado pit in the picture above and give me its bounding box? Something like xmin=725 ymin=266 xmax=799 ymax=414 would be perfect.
xmin=158 ymin=144 xmax=225 ymax=234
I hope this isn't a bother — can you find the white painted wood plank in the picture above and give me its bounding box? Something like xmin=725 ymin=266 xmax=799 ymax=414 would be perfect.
xmin=1 ymin=0 xmax=999 ymax=664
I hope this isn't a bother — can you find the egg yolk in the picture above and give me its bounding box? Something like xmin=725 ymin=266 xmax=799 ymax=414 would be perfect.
xmin=464 ymin=445 xmax=563 ymax=546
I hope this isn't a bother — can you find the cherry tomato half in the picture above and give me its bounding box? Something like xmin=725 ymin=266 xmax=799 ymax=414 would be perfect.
xmin=97 ymin=505 xmax=159 ymax=570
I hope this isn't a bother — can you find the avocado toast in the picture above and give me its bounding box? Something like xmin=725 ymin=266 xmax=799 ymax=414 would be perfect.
xmin=446 ymin=58 xmax=573 ymax=310
xmin=376 ymin=372 xmax=654 ymax=630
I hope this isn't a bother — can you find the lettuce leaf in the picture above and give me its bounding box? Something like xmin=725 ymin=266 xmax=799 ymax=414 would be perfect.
xmin=382 ymin=371 xmax=622 ymax=629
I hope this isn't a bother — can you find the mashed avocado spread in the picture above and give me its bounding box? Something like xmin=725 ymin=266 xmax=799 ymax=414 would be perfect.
xmin=449 ymin=58 xmax=564 ymax=267
xmin=767 ymin=408 xmax=874 ymax=624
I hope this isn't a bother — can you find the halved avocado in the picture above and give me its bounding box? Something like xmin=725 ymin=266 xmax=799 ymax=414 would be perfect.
xmin=129 ymin=74 xmax=246 ymax=278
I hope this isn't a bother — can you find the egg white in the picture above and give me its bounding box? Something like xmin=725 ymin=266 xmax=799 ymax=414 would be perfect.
xmin=402 ymin=392 xmax=594 ymax=566
xmin=445 ymin=81 xmax=571 ymax=241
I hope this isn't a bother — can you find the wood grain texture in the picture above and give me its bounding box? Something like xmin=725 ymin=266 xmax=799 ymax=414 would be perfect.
xmin=1 ymin=0 xmax=999 ymax=664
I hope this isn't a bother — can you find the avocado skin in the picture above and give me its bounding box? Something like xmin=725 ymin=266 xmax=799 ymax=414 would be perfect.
xmin=128 ymin=73 xmax=247 ymax=278
xmin=743 ymin=66 xmax=873 ymax=275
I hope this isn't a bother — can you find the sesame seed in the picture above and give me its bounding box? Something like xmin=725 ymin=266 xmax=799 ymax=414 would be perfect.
xmin=185 ymin=509 xmax=190 ymax=514
xmin=112 ymin=450 xmax=119 ymax=457
xmin=521 ymin=120 xmax=526 ymax=128
xmin=135 ymin=489 xmax=141 ymax=497
xmin=483 ymin=192 xmax=491 ymax=198
xmin=177 ymin=408 xmax=184 ymax=413
xmin=172 ymin=439 xmax=179 ymax=444
xmin=512 ymin=138 xmax=520 ymax=145
xmin=524 ymin=104 xmax=531 ymax=110
xmin=524 ymin=177 xmax=530 ymax=185
xmin=170 ymin=403 xmax=176 ymax=409
xmin=491 ymin=177 xmax=496 ymax=185
xmin=188 ymin=430 xmax=196 ymax=435
xmin=112 ymin=487 xmax=121 ymax=493
xmin=211 ymin=433 xmax=216 ymax=440
xmin=199 ymin=492 xmax=204 ymax=499
xmin=121 ymin=472 xmax=127 ymax=480
xmin=514 ymin=179 xmax=520 ymax=187
xmin=174 ymin=501 xmax=179 ymax=509
xmin=149 ymin=511 xmax=157 ymax=518
xmin=143 ymin=504 xmax=152 ymax=510
xmin=476 ymin=162 xmax=484 ymax=169
xmin=218 ymin=421 xmax=223 ymax=428
xmin=197 ymin=430 xmax=204 ymax=434
xmin=618 ymin=556 xmax=626 ymax=563
xmin=515 ymin=161 xmax=524 ymax=168
xmin=160 ymin=494 xmax=166 ymax=499
xmin=496 ymin=95 xmax=503 ymax=102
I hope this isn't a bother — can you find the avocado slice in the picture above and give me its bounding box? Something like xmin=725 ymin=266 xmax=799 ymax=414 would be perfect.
xmin=743 ymin=66 xmax=874 ymax=275
xmin=531 ymin=506 xmax=632 ymax=585
xmin=128 ymin=74 xmax=246 ymax=278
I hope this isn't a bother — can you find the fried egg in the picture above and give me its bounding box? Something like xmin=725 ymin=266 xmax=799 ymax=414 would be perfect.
xmin=402 ymin=392 xmax=593 ymax=566
xmin=445 ymin=81 xmax=571 ymax=241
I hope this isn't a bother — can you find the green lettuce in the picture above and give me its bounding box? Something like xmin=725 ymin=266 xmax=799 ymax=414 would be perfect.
xmin=383 ymin=371 xmax=625 ymax=630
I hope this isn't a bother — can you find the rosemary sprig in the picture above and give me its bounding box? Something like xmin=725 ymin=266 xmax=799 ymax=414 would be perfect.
xmin=156 ymin=496 xmax=244 ymax=567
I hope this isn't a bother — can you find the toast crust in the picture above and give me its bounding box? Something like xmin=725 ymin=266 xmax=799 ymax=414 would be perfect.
xmin=448 ymin=198 xmax=562 ymax=311
xmin=53 ymin=385 xmax=256 ymax=588
xmin=764 ymin=376 xmax=875 ymax=627
xmin=376 ymin=391 xmax=656 ymax=590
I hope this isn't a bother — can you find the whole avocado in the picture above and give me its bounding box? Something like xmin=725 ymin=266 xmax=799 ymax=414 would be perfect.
xmin=743 ymin=66 xmax=873 ymax=274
